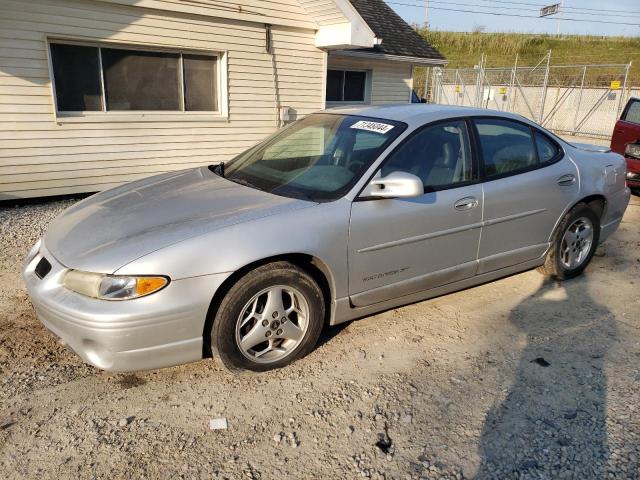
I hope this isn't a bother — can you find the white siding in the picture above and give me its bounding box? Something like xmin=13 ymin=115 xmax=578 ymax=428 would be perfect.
xmin=0 ymin=0 xmax=326 ymax=199
xmin=327 ymin=56 xmax=413 ymax=105
xmin=97 ymin=0 xmax=317 ymax=29
xmin=297 ymin=0 xmax=348 ymax=26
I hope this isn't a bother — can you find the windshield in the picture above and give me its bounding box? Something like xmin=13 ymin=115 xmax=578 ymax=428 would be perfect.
xmin=222 ymin=113 xmax=406 ymax=202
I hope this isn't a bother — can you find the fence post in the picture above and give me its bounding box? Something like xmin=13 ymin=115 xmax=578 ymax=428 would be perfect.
xmin=538 ymin=50 xmax=551 ymax=123
xmin=474 ymin=57 xmax=480 ymax=108
xmin=423 ymin=67 xmax=429 ymax=102
xmin=572 ymin=66 xmax=587 ymax=135
xmin=431 ymin=67 xmax=439 ymax=103
xmin=616 ymin=62 xmax=632 ymax=118
xmin=508 ymin=54 xmax=518 ymax=112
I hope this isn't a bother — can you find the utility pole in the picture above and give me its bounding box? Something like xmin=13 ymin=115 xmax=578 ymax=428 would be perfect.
xmin=425 ymin=0 xmax=430 ymax=29
xmin=556 ymin=0 xmax=563 ymax=37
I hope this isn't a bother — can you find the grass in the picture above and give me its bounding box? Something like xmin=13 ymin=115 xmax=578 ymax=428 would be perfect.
xmin=418 ymin=30 xmax=640 ymax=86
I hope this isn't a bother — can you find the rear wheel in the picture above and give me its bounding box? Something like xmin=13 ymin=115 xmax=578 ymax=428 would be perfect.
xmin=538 ymin=203 xmax=600 ymax=280
xmin=631 ymin=188 xmax=640 ymax=197
xmin=211 ymin=262 xmax=325 ymax=372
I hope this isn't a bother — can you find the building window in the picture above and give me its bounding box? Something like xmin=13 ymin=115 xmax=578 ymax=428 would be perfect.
xmin=326 ymin=69 xmax=367 ymax=103
xmin=49 ymin=42 xmax=218 ymax=113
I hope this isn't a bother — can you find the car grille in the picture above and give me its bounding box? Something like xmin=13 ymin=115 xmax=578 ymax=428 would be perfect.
xmin=35 ymin=257 xmax=52 ymax=279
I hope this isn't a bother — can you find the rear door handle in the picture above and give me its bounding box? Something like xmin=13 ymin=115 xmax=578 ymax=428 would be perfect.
xmin=557 ymin=174 xmax=576 ymax=186
xmin=454 ymin=197 xmax=479 ymax=211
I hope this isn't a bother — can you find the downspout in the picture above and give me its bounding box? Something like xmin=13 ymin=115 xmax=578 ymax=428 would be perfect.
xmin=265 ymin=24 xmax=282 ymax=128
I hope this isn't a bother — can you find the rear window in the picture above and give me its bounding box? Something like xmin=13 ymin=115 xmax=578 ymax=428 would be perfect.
xmin=474 ymin=118 xmax=537 ymax=178
xmin=624 ymin=100 xmax=640 ymax=125
xmin=534 ymin=131 xmax=561 ymax=164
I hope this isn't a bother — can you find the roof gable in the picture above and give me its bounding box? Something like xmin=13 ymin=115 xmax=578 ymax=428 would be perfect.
xmin=347 ymin=0 xmax=445 ymax=61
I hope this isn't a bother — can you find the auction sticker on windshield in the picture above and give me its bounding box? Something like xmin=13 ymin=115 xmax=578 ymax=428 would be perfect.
xmin=350 ymin=120 xmax=395 ymax=134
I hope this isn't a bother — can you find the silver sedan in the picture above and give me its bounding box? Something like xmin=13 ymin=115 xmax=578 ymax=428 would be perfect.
xmin=23 ymin=105 xmax=630 ymax=372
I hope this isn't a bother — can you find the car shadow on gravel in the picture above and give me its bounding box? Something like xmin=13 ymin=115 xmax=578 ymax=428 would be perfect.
xmin=475 ymin=278 xmax=616 ymax=479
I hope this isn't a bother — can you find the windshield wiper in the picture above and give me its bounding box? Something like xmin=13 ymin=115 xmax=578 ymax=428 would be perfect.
xmin=228 ymin=177 xmax=260 ymax=190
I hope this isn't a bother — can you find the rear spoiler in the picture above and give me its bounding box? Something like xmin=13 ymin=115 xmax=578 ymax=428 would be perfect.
xmin=571 ymin=142 xmax=611 ymax=154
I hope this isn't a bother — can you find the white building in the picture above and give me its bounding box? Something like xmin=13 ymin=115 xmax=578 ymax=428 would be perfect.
xmin=0 ymin=0 xmax=446 ymax=199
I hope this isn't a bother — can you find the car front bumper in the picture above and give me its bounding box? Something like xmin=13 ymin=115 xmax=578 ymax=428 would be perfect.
xmin=23 ymin=241 xmax=230 ymax=372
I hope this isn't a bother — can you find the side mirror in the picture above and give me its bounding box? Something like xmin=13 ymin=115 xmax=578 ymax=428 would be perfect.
xmin=365 ymin=171 xmax=424 ymax=199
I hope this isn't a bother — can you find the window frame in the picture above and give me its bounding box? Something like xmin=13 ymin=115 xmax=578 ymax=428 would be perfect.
xmin=325 ymin=68 xmax=371 ymax=105
xmin=45 ymin=37 xmax=228 ymax=122
xmin=356 ymin=117 xmax=482 ymax=200
xmin=470 ymin=116 xmax=565 ymax=182
xmin=621 ymin=99 xmax=640 ymax=125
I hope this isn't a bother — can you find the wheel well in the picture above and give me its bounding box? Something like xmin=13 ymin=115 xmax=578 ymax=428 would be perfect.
xmin=201 ymin=254 xmax=333 ymax=358
xmin=576 ymin=194 xmax=606 ymax=219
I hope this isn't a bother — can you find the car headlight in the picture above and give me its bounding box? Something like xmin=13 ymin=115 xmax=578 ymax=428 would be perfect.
xmin=625 ymin=143 xmax=640 ymax=160
xmin=63 ymin=270 xmax=169 ymax=300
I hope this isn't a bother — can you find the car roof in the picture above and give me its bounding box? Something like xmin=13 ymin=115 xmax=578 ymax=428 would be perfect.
xmin=320 ymin=104 xmax=529 ymax=127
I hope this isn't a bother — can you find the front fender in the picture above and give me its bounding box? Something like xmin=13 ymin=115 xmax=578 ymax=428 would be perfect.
xmin=115 ymin=199 xmax=352 ymax=299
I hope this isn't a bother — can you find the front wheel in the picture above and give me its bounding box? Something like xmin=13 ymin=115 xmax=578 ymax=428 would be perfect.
xmin=538 ymin=203 xmax=600 ymax=280
xmin=211 ymin=262 xmax=325 ymax=372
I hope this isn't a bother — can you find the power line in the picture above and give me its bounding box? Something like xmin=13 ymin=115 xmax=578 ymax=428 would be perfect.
xmin=386 ymin=1 xmax=640 ymax=26
xmin=442 ymin=0 xmax=640 ymax=17
xmin=412 ymin=0 xmax=640 ymax=19
xmin=468 ymin=0 xmax=636 ymax=13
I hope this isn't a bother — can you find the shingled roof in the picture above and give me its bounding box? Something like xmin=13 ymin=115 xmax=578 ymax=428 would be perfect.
xmin=348 ymin=0 xmax=445 ymax=61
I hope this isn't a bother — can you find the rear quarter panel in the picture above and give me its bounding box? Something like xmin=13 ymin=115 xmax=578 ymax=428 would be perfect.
xmin=569 ymin=147 xmax=629 ymax=236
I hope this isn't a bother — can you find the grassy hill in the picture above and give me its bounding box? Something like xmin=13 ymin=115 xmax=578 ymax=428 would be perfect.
xmin=417 ymin=30 xmax=640 ymax=86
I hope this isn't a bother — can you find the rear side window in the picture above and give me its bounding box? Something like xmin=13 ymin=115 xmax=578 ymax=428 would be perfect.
xmin=623 ymin=100 xmax=640 ymax=125
xmin=474 ymin=119 xmax=537 ymax=178
xmin=534 ymin=131 xmax=561 ymax=164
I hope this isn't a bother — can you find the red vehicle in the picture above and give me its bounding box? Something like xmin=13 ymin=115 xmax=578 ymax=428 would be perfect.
xmin=611 ymin=97 xmax=640 ymax=195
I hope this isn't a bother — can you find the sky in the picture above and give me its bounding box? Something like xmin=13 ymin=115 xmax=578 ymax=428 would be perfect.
xmin=385 ymin=0 xmax=640 ymax=36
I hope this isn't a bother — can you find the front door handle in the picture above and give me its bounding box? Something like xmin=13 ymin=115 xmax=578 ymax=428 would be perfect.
xmin=557 ymin=174 xmax=576 ymax=186
xmin=454 ymin=197 xmax=479 ymax=211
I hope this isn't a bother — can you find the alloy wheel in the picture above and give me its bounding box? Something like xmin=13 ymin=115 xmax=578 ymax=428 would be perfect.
xmin=559 ymin=216 xmax=594 ymax=270
xmin=235 ymin=285 xmax=310 ymax=364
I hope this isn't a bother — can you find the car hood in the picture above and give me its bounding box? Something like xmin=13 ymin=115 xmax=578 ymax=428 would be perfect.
xmin=44 ymin=167 xmax=314 ymax=273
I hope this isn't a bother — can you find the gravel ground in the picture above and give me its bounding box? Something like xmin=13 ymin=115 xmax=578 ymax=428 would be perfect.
xmin=1 ymin=194 xmax=639 ymax=480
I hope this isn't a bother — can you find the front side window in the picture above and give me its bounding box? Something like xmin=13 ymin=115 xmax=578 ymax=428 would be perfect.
xmin=49 ymin=43 xmax=218 ymax=113
xmin=381 ymin=120 xmax=474 ymax=191
xmin=624 ymin=100 xmax=640 ymax=125
xmin=223 ymin=114 xmax=406 ymax=202
xmin=475 ymin=118 xmax=537 ymax=178
xmin=326 ymin=69 xmax=367 ymax=103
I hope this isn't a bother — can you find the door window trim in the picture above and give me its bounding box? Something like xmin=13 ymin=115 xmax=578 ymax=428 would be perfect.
xmin=621 ymin=98 xmax=640 ymax=125
xmin=355 ymin=116 xmax=482 ymax=201
xmin=470 ymin=116 xmax=565 ymax=182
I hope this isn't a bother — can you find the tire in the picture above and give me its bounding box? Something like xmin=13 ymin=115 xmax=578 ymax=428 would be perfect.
xmin=631 ymin=188 xmax=640 ymax=197
xmin=538 ymin=202 xmax=600 ymax=281
xmin=211 ymin=261 xmax=325 ymax=372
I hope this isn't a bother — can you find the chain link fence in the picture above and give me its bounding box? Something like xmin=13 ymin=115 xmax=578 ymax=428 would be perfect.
xmin=419 ymin=56 xmax=637 ymax=140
